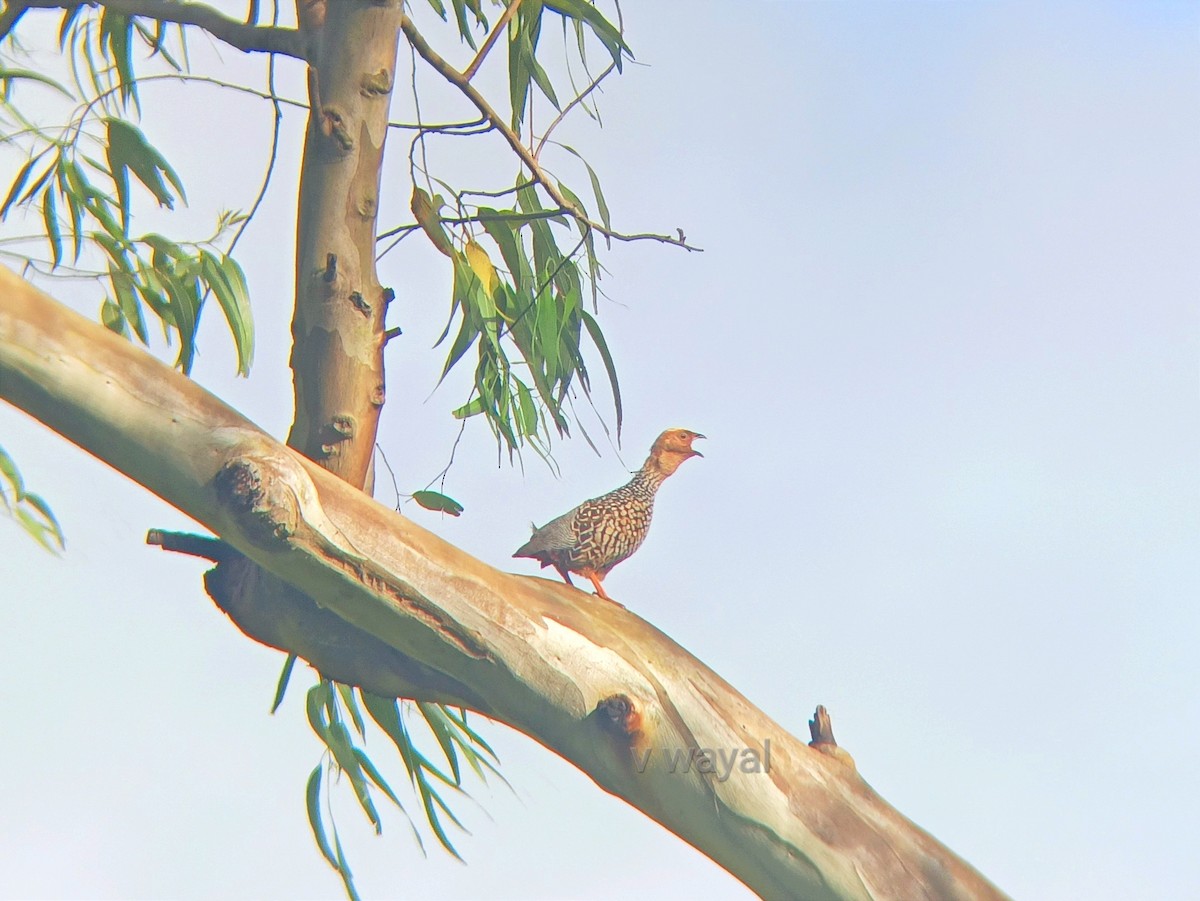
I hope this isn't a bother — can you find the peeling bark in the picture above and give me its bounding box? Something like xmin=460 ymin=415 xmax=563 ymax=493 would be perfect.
xmin=0 ymin=269 xmax=1010 ymax=901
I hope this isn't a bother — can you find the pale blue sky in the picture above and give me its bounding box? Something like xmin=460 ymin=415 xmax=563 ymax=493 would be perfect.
xmin=2 ymin=2 xmax=1197 ymax=898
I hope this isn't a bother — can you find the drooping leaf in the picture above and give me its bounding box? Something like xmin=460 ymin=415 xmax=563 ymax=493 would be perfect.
xmin=412 ymin=491 xmax=464 ymax=516
xmin=105 ymin=119 xmax=186 ymax=232
xmin=560 ymin=144 xmax=611 ymax=232
xmin=99 ymin=10 xmax=138 ymax=109
xmin=41 ymin=185 xmax=62 ymax=268
xmin=583 ymin=309 xmax=628 ymax=439
xmin=0 ymin=67 xmax=72 ymax=98
xmin=305 ymin=765 xmax=337 ymax=869
xmin=411 ymin=186 xmax=453 ymax=257
xmin=544 ymin=0 xmax=631 ymax=67
xmin=2 ymin=155 xmax=41 ymax=220
xmin=200 ymin=250 xmax=254 ymax=375
xmin=270 ymin=653 xmax=297 ymax=714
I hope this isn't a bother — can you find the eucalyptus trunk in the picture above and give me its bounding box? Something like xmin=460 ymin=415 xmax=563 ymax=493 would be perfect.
xmin=289 ymin=1 xmax=402 ymax=490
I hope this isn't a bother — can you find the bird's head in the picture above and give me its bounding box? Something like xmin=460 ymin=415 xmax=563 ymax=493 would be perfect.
xmin=647 ymin=428 xmax=705 ymax=475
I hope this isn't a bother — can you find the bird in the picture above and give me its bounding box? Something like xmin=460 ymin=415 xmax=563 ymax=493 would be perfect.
xmin=513 ymin=428 xmax=704 ymax=602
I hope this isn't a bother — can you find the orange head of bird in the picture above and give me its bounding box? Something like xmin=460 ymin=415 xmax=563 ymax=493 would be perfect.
xmin=647 ymin=428 xmax=705 ymax=475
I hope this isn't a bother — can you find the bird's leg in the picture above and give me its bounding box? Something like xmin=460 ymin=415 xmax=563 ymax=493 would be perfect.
xmin=553 ymin=564 xmax=575 ymax=587
xmin=584 ymin=571 xmax=623 ymax=607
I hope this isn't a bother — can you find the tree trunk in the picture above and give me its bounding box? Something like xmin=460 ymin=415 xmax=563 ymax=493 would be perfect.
xmin=288 ymin=2 xmax=401 ymax=490
xmin=0 ymin=268 xmax=1010 ymax=901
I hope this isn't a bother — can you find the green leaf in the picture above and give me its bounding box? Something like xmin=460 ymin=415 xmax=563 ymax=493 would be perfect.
xmin=417 ymin=702 xmax=463 ymax=784
xmin=100 ymin=10 xmax=139 ymax=109
xmin=325 ymin=720 xmax=381 ymax=833
xmin=305 ymin=765 xmax=338 ymax=869
xmin=361 ymin=693 xmax=421 ymax=785
xmin=581 ymin=310 xmax=621 ymax=437
xmin=0 ymin=67 xmax=72 ymax=99
xmin=22 ymin=492 xmax=65 ymax=550
xmin=413 ymin=769 xmax=465 ymax=860
xmin=449 ymin=0 xmax=482 ymax=49
xmin=42 ymin=185 xmax=62 ymax=268
xmin=2 ymin=156 xmax=40 ymax=220
xmin=544 ymin=0 xmax=631 ymax=67
xmin=335 ymin=682 xmax=366 ymax=738
xmin=105 ymin=119 xmax=187 ymax=232
xmin=109 ymin=263 xmax=148 ymax=344
xmin=411 ymin=186 xmax=453 ymax=257
xmin=515 ymin=378 xmax=538 ymax=436
xmin=527 ymin=52 xmax=561 ymax=112
xmin=352 ymin=748 xmax=405 ymax=811
xmin=270 ymin=653 xmax=296 ymax=714
xmin=200 ymin=250 xmax=254 ymax=375
xmin=100 ymin=297 xmax=128 ymax=337
xmin=0 ymin=446 xmax=23 ymax=497
xmin=561 ymin=144 xmax=611 ymax=232
xmin=478 ymin=208 xmax=532 ymax=293
xmin=331 ymin=820 xmax=361 ymax=901
xmin=306 ymin=682 xmax=331 ymax=739
xmin=508 ymin=26 xmax=534 ymax=129
xmin=412 ymin=491 xmax=464 ymax=516
xmin=54 ymin=161 xmax=85 ymax=262
xmin=451 ymin=396 xmax=484 ymax=419
xmin=58 ymin=7 xmax=84 ymax=50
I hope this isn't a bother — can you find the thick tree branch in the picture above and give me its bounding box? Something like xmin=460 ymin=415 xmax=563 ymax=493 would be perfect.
xmin=0 ymin=0 xmax=305 ymax=58
xmin=0 ymin=267 xmax=1008 ymax=900
xmin=400 ymin=15 xmax=701 ymax=252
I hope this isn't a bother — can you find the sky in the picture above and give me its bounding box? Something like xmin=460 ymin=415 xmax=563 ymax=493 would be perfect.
xmin=1 ymin=1 xmax=1198 ymax=899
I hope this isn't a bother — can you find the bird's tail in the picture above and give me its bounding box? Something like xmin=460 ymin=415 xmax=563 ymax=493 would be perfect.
xmin=513 ymin=523 xmax=542 ymax=560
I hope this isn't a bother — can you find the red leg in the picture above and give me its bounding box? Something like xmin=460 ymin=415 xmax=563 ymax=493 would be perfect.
xmin=584 ymin=571 xmax=623 ymax=607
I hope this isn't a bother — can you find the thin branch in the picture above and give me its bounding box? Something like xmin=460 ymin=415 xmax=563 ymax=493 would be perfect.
xmin=534 ymin=59 xmax=616 ymax=159
xmin=399 ymin=15 xmax=702 ymax=253
xmin=7 ymin=0 xmax=305 ymax=58
xmin=224 ymin=2 xmax=282 ymax=258
xmin=462 ymin=0 xmax=520 ymax=82
xmin=376 ymin=207 xmax=568 ymax=242
xmin=387 ymin=115 xmax=489 ymax=133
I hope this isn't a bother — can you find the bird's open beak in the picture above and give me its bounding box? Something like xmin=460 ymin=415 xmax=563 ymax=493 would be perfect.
xmin=690 ymin=433 xmax=706 ymax=457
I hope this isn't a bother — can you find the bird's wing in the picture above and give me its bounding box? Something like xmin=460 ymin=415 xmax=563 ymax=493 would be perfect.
xmin=513 ymin=505 xmax=582 ymax=557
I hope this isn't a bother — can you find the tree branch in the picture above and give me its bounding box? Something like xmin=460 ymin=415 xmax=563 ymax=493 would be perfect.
xmin=462 ymin=0 xmax=520 ymax=82
xmin=0 ymin=266 xmax=1007 ymax=901
xmin=2 ymin=0 xmax=305 ymax=58
xmin=400 ymin=15 xmax=701 ymax=252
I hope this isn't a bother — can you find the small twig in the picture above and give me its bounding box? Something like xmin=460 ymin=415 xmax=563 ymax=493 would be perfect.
xmin=215 ymin=6 xmax=282 ymax=296
xmin=388 ymin=116 xmax=490 ymax=133
xmin=808 ymin=705 xmax=838 ymax=747
xmin=462 ymin=0 xmax=521 ymax=82
xmin=374 ymin=443 xmax=402 ymax=510
xmin=146 ymin=528 xmax=235 ymax=562
xmin=808 ymin=705 xmax=857 ymax=770
xmin=376 ymin=207 xmax=568 ymax=242
xmin=534 ymin=59 xmax=616 ymax=159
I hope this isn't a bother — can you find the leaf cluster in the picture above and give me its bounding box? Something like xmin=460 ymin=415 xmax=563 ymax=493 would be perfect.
xmin=402 ymin=0 xmax=631 ymax=463
xmin=1 ymin=7 xmax=252 ymax=375
xmin=282 ymin=667 xmax=501 ymax=898
xmin=0 ymin=445 xmax=65 ymax=553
